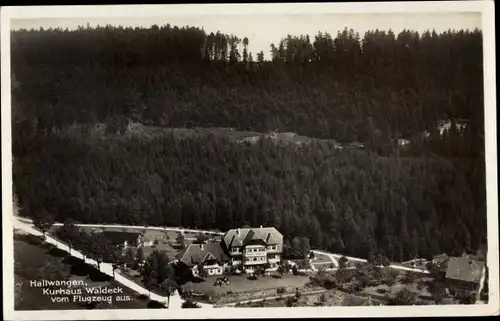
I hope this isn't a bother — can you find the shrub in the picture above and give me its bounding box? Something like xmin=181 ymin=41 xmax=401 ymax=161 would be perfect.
xmin=311 ymin=271 xmax=338 ymax=289
xmin=137 ymin=294 xmax=149 ymax=300
xmin=148 ymin=300 xmax=166 ymax=309
xmin=182 ymin=299 xmax=201 ymax=308
xmin=388 ymin=288 xmax=417 ymax=306
xmin=277 ymin=287 xmax=286 ymax=294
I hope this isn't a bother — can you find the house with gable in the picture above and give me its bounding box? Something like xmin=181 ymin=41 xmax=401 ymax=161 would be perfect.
xmin=445 ymin=256 xmax=487 ymax=301
xmin=221 ymin=226 xmax=283 ymax=274
xmin=175 ymin=242 xmax=230 ymax=276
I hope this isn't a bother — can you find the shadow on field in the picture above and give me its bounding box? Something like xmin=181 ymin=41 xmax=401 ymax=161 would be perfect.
xmin=137 ymin=294 xmax=149 ymax=301
xmin=61 ymin=256 xmax=112 ymax=281
xmin=147 ymin=300 xmax=166 ymax=309
xmin=46 ymin=247 xmax=69 ymax=258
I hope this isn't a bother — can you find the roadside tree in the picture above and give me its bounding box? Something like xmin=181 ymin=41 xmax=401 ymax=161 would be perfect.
xmin=160 ymin=278 xmax=178 ymax=308
xmin=176 ymin=233 xmax=186 ymax=249
xmin=194 ymin=233 xmax=208 ymax=244
xmin=33 ymin=213 xmax=55 ymax=237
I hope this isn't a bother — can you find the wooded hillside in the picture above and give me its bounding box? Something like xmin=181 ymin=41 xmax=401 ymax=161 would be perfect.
xmin=11 ymin=24 xmax=486 ymax=262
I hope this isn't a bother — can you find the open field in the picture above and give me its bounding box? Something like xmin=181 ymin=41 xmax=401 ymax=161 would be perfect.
xmin=14 ymin=232 xmax=150 ymax=310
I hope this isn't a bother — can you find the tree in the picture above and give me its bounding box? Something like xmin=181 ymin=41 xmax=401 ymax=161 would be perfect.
xmin=295 ymin=287 xmax=302 ymax=299
xmin=318 ymin=293 xmax=327 ymax=306
xmin=257 ymin=50 xmax=265 ymax=63
xmin=197 ymin=262 xmax=208 ymax=279
xmin=254 ymin=265 xmax=265 ymax=276
xmin=277 ymin=264 xmax=286 ymax=277
xmin=242 ymin=37 xmax=249 ymax=63
xmin=194 ymin=233 xmax=208 ymax=244
xmin=428 ymin=279 xmax=447 ymax=304
xmin=135 ymin=246 xmax=145 ymax=269
xmin=296 ymin=259 xmax=311 ymax=270
xmin=385 ymin=275 xmax=396 ymax=289
xmin=389 ymin=288 xmax=417 ymax=305
xmin=145 ymin=279 xmax=158 ymax=299
xmin=160 ymin=278 xmax=178 ymax=308
xmin=57 ymin=218 xmax=79 ymax=254
xmin=124 ymin=247 xmax=135 ymax=267
xmin=87 ymin=233 xmax=111 ymax=270
xmin=338 ymin=256 xmax=348 ymax=269
xmin=33 ymin=213 xmax=55 ymax=236
xmin=176 ymin=233 xmax=186 ymax=249
xmin=182 ymin=299 xmax=201 ymax=308
xmin=291 ymin=237 xmax=311 ymax=259
xmin=142 ymin=250 xmax=174 ymax=287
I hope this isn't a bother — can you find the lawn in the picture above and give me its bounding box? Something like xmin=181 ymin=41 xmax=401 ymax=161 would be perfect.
xmin=13 ymin=232 xmax=152 ymax=310
xmin=181 ymin=273 xmax=314 ymax=304
xmin=184 ymin=274 xmax=310 ymax=295
xmin=311 ymin=252 xmax=332 ymax=264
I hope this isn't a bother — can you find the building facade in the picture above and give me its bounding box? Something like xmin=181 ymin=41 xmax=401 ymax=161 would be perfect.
xmin=221 ymin=226 xmax=283 ymax=274
xmin=445 ymin=256 xmax=487 ymax=302
xmin=175 ymin=242 xmax=230 ymax=276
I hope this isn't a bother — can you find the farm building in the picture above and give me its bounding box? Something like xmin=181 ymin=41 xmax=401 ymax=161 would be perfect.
xmin=445 ymin=256 xmax=486 ymax=301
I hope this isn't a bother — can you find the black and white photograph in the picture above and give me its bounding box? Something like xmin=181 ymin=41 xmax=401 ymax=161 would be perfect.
xmin=1 ymin=2 xmax=498 ymax=320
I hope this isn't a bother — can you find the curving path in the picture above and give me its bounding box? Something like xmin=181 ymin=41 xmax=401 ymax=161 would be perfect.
xmin=13 ymin=218 xmax=214 ymax=309
xmin=15 ymin=216 xmax=224 ymax=236
xmin=312 ymin=249 xmax=340 ymax=267
xmin=327 ymin=251 xmax=429 ymax=274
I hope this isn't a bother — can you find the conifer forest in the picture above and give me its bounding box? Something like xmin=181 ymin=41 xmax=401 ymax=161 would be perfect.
xmin=11 ymin=24 xmax=486 ymax=262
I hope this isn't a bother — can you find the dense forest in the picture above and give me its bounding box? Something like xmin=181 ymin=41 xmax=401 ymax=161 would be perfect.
xmin=11 ymin=24 xmax=486 ymax=262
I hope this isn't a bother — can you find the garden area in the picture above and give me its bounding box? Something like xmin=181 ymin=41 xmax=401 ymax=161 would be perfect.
xmin=181 ymin=273 xmax=315 ymax=304
xmin=307 ymin=263 xmax=452 ymax=305
xmin=233 ymin=289 xmax=381 ymax=307
xmin=309 ymin=252 xmax=335 ymax=269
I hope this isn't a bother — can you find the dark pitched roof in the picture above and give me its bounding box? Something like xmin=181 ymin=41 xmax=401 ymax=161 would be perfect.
xmin=433 ymin=253 xmax=450 ymax=265
xmin=445 ymin=257 xmax=485 ymax=283
xmin=175 ymin=242 xmax=229 ymax=266
xmin=222 ymin=227 xmax=283 ymax=248
xmin=102 ymin=231 xmax=140 ymax=246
